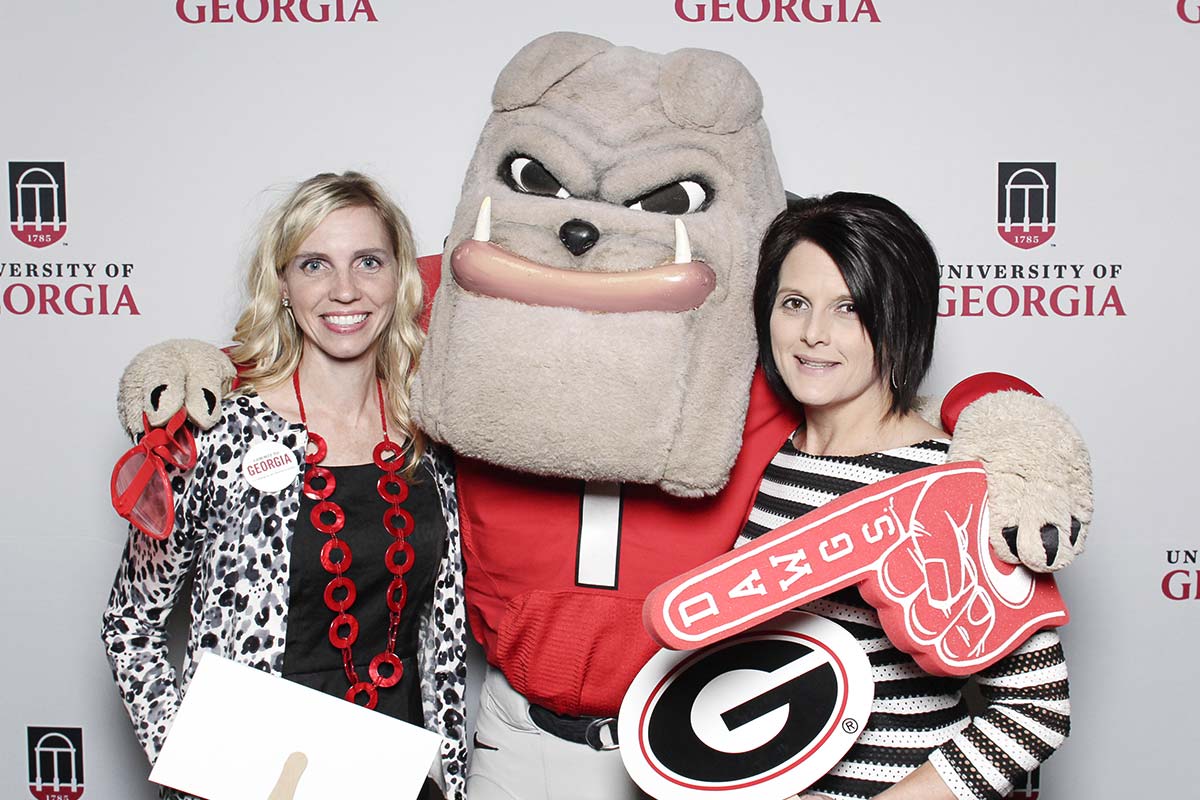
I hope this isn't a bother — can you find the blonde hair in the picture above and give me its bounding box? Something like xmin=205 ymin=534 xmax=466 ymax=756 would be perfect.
xmin=229 ymin=171 xmax=426 ymax=468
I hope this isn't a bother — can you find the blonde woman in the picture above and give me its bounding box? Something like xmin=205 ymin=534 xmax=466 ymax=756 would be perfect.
xmin=102 ymin=173 xmax=467 ymax=800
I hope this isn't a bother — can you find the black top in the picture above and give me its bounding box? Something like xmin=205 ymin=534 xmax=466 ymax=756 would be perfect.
xmin=282 ymin=459 xmax=447 ymax=725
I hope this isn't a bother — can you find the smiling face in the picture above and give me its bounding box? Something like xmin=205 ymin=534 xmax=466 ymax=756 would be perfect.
xmin=769 ymin=240 xmax=890 ymax=417
xmin=280 ymin=205 xmax=398 ymax=367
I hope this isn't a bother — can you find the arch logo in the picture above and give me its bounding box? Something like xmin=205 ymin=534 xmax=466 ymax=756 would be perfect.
xmin=9 ymin=163 xmax=66 ymax=248
xmin=997 ymin=162 xmax=1055 ymax=250
xmin=27 ymin=727 xmax=84 ymax=800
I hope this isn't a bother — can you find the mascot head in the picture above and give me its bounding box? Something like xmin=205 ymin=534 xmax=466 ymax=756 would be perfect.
xmin=413 ymin=32 xmax=785 ymax=496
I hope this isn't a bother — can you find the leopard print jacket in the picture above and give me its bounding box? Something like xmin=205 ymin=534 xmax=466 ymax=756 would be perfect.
xmin=101 ymin=393 xmax=468 ymax=800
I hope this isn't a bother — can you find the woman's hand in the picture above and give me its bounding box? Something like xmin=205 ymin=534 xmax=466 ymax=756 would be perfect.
xmin=871 ymin=762 xmax=956 ymax=800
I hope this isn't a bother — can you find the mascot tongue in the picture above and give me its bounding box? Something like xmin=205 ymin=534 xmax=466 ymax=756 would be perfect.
xmin=452 ymin=205 xmax=716 ymax=313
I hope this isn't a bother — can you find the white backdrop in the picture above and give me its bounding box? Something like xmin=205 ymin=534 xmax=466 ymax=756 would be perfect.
xmin=3 ymin=1 xmax=1197 ymax=798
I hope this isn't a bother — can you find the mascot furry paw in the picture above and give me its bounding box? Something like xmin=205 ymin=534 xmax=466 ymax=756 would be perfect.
xmin=949 ymin=391 xmax=1092 ymax=571
xmin=117 ymin=338 xmax=233 ymax=437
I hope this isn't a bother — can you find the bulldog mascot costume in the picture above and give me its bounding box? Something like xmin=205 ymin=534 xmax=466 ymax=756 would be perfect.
xmin=116 ymin=33 xmax=1091 ymax=800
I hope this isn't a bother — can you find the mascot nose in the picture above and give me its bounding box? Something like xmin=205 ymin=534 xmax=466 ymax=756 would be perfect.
xmin=559 ymin=219 xmax=600 ymax=256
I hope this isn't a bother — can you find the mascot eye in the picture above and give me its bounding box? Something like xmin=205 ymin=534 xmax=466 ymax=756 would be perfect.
xmin=504 ymin=156 xmax=571 ymax=199
xmin=627 ymin=179 xmax=709 ymax=214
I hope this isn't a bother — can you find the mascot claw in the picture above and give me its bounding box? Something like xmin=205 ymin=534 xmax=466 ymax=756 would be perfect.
xmin=947 ymin=391 xmax=1092 ymax=572
xmin=117 ymin=339 xmax=234 ymax=437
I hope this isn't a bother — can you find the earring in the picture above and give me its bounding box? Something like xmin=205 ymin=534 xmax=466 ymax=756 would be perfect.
xmin=281 ymin=297 xmax=291 ymax=308
xmin=891 ymin=366 xmax=900 ymax=390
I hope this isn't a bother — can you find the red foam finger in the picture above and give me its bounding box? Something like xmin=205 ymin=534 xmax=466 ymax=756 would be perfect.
xmin=645 ymin=462 xmax=1070 ymax=676
xmin=878 ymin=539 xmax=927 ymax=598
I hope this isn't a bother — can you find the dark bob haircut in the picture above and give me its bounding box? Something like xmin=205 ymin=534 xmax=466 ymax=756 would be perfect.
xmin=753 ymin=192 xmax=940 ymax=415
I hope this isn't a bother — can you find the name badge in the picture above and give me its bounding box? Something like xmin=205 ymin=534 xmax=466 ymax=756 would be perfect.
xmin=241 ymin=440 xmax=298 ymax=493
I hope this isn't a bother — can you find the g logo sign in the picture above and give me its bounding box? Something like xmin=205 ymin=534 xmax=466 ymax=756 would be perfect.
xmin=619 ymin=612 xmax=873 ymax=799
xmin=1179 ymin=1 xmax=1200 ymax=24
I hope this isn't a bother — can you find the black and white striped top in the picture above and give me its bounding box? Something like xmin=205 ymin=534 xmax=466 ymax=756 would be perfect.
xmin=736 ymin=435 xmax=1070 ymax=800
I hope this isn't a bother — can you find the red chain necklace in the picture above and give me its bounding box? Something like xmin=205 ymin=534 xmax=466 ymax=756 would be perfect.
xmin=292 ymin=370 xmax=415 ymax=710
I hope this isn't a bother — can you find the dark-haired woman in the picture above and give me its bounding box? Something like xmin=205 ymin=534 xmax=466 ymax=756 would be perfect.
xmin=746 ymin=193 xmax=1069 ymax=800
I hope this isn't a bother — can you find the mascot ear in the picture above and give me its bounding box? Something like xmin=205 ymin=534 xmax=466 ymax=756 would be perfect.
xmin=659 ymin=48 xmax=763 ymax=134
xmin=492 ymin=31 xmax=612 ymax=111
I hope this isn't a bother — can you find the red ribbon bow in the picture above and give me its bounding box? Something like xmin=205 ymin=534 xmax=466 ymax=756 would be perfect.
xmin=110 ymin=408 xmax=197 ymax=540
